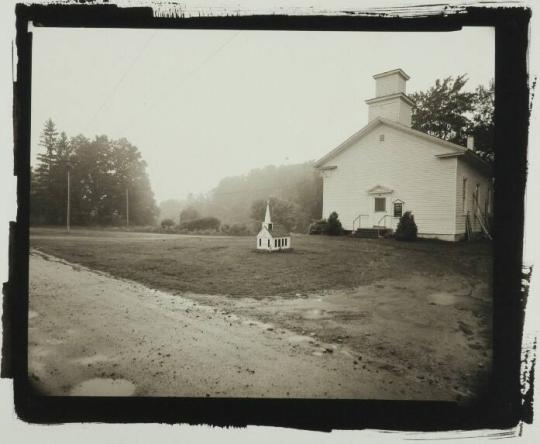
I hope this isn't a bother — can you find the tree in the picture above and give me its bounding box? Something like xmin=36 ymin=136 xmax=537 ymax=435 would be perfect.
xmin=179 ymin=206 xmax=200 ymax=224
xmin=161 ymin=218 xmax=175 ymax=229
xmin=410 ymin=75 xmax=475 ymax=146
xmin=468 ymin=81 xmax=495 ymax=161
xmin=31 ymin=120 xmax=158 ymax=227
xmin=250 ymin=197 xmax=296 ymax=231
xmin=410 ymin=76 xmax=495 ymax=161
xmin=31 ymin=119 xmax=59 ymax=224
xmin=180 ymin=216 xmax=221 ymax=231
xmin=176 ymin=161 xmax=323 ymax=230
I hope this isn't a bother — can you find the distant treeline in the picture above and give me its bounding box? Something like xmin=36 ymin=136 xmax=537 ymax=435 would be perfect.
xmin=31 ymin=119 xmax=158 ymax=226
xmin=159 ymin=162 xmax=323 ymax=234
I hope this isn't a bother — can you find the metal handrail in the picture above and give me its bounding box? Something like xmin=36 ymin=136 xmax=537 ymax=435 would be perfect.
xmin=376 ymin=214 xmax=398 ymax=228
xmin=352 ymin=214 xmax=369 ymax=232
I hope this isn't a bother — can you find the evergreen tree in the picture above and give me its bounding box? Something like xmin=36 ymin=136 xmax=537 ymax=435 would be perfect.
xmin=31 ymin=118 xmax=59 ymax=224
xmin=395 ymin=211 xmax=418 ymax=241
xmin=325 ymin=212 xmax=343 ymax=236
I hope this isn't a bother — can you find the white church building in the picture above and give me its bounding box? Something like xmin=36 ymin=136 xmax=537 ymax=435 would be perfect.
xmin=256 ymin=202 xmax=291 ymax=251
xmin=315 ymin=69 xmax=493 ymax=242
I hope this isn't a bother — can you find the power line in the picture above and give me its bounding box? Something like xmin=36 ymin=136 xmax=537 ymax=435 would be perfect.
xmin=83 ymin=30 xmax=158 ymax=133
xmin=113 ymin=30 xmax=241 ymax=138
xmin=134 ymin=31 xmax=240 ymax=115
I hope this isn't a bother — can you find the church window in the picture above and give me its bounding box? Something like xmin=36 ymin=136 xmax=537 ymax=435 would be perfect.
xmin=375 ymin=197 xmax=386 ymax=212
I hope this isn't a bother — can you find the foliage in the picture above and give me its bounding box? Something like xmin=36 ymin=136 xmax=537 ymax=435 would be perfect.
xmin=468 ymin=81 xmax=495 ymax=161
xmin=32 ymin=119 xmax=63 ymax=224
xmin=31 ymin=119 xmax=158 ymax=226
xmin=221 ymin=223 xmax=251 ymax=236
xmin=394 ymin=211 xmax=418 ymax=241
xmin=180 ymin=216 xmax=221 ymax=231
xmin=250 ymin=197 xmax=297 ymax=231
xmin=308 ymin=219 xmax=328 ymax=235
xmin=164 ymin=162 xmax=323 ymax=233
xmin=410 ymin=76 xmax=494 ymax=161
xmin=160 ymin=218 xmax=175 ymax=229
xmin=179 ymin=206 xmax=200 ymax=224
xmin=325 ymin=212 xmax=343 ymax=236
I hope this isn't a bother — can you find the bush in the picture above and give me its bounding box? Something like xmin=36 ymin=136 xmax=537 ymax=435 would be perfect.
xmin=179 ymin=216 xmax=221 ymax=231
xmin=160 ymin=218 xmax=176 ymax=229
xmin=309 ymin=219 xmax=328 ymax=235
xmin=395 ymin=211 xmax=418 ymax=241
xmin=326 ymin=212 xmax=343 ymax=236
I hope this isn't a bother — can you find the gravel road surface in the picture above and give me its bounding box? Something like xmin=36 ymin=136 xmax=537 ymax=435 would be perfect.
xmin=28 ymin=251 xmax=454 ymax=399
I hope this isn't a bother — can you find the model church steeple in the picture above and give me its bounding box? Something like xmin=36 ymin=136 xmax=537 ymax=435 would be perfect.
xmin=263 ymin=201 xmax=272 ymax=230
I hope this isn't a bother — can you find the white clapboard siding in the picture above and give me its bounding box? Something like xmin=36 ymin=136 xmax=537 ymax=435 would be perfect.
xmin=320 ymin=121 xmax=459 ymax=237
xmin=455 ymin=158 xmax=492 ymax=236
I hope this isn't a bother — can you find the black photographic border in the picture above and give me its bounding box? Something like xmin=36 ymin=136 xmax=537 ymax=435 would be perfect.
xmin=4 ymin=3 xmax=531 ymax=431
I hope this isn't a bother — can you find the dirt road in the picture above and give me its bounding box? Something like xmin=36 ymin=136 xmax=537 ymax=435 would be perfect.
xmin=28 ymin=251 xmax=459 ymax=400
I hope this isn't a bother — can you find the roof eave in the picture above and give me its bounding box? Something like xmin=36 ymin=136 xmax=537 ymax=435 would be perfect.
xmin=314 ymin=118 xmax=383 ymax=168
xmin=436 ymin=151 xmax=493 ymax=176
xmin=373 ymin=68 xmax=410 ymax=81
xmin=365 ymin=92 xmax=415 ymax=107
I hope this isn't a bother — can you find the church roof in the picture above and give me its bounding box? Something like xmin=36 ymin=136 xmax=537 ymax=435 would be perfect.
xmin=267 ymin=224 xmax=290 ymax=238
xmin=314 ymin=116 xmax=492 ymax=176
xmin=373 ymin=68 xmax=410 ymax=80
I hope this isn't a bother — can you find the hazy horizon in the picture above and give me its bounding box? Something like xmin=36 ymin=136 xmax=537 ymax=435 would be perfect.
xmin=31 ymin=27 xmax=494 ymax=204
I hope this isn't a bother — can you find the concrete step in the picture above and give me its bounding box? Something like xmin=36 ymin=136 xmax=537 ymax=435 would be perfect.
xmin=352 ymin=228 xmax=393 ymax=239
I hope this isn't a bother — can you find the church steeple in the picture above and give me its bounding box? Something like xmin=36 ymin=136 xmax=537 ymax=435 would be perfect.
xmin=365 ymin=68 xmax=414 ymax=127
xmin=263 ymin=201 xmax=272 ymax=230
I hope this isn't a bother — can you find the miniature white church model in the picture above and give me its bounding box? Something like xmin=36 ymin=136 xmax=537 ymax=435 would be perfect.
xmin=256 ymin=202 xmax=291 ymax=251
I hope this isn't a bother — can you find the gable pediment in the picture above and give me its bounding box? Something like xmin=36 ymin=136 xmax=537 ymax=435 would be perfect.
xmin=368 ymin=185 xmax=394 ymax=195
xmin=315 ymin=116 xmax=475 ymax=170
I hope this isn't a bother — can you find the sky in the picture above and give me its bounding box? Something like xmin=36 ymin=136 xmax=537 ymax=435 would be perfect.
xmin=31 ymin=26 xmax=494 ymax=203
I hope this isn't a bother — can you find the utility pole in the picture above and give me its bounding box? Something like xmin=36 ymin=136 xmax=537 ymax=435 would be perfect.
xmin=126 ymin=187 xmax=129 ymax=227
xmin=66 ymin=161 xmax=71 ymax=233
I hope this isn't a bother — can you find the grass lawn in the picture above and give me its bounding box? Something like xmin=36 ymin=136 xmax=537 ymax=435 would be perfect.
xmin=30 ymin=227 xmax=492 ymax=298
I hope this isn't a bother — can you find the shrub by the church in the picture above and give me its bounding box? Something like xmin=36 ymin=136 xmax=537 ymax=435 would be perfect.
xmin=395 ymin=211 xmax=418 ymax=241
xmin=325 ymin=212 xmax=343 ymax=236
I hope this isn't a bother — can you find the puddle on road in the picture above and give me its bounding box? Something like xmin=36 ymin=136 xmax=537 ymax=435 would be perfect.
xmin=429 ymin=292 xmax=457 ymax=306
xmin=73 ymin=354 xmax=110 ymax=366
xmin=69 ymin=378 xmax=136 ymax=396
xmin=287 ymin=335 xmax=312 ymax=344
xmin=241 ymin=319 xmax=274 ymax=330
xmin=302 ymin=309 xmax=324 ymax=320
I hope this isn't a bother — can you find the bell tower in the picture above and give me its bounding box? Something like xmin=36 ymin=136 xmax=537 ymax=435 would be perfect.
xmin=365 ymin=69 xmax=414 ymax=127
